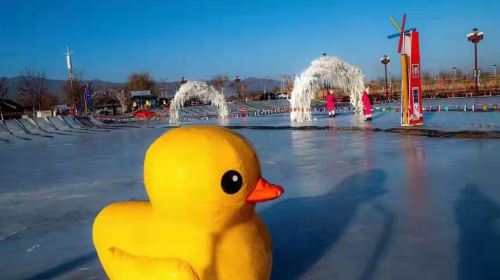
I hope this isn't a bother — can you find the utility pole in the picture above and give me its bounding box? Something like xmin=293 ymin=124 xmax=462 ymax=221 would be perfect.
xmin=65 ymin=46 xmax=83 ymax=114
xmin=65 ymin=46 xmax=74 ymax=80
xmin=235 ymin=75 xmax=241 ymax=101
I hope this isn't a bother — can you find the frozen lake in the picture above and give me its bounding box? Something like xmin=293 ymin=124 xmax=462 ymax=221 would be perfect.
xmin=1 ymin=112 xmax=500 ymax=279
xmin=195 ymin=111 xmax=500 ymax=132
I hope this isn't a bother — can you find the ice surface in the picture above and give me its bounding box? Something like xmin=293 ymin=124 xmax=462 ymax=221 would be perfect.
xmin=379 ymin=96 xmax=500 ymax=108
xmin=185 ymin=110 xmax=500 ymax=133
xmin=0 ymin=111 xmax=500 ymax=279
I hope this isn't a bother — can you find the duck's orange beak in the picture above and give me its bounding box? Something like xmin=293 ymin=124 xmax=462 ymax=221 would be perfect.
xmin=246 ymin=177 xmax=284 ymax=203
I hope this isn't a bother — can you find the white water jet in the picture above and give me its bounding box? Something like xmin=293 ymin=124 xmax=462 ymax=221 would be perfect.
xmin=290 ymin=55 xmax=366 ymax=122
xmin=169 ymin=81 xmax=229 ymax=123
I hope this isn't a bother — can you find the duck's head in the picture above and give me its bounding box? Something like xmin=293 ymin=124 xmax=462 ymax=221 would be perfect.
xmin=144 ymin=126 xmax=283 ymax=229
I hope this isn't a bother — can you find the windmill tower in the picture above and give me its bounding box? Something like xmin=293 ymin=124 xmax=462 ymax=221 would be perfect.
xmin=388 ymin=14 xmax=423 ymax=126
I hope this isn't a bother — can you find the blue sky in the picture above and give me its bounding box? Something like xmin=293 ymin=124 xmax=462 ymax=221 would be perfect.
xmin=0 ymin=0 xmax=498 ymax=82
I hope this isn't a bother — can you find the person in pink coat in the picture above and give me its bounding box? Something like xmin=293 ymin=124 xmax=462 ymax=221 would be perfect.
xmin=361 ymin=89 xmax=373 ymax=121
xmin=325 ymin=90 xmax=336 ymax=118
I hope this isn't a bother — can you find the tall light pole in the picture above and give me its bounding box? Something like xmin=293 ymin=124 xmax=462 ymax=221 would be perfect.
xmin=467 ymin=28 xmax=484 ymax=95
xmin=177 ymin=77 xmax=187 ymax=105
xmin=180 ymin=77 xmax=187 ymax=87
xmin=234 ymin=75 xmax=241 ymax=101
xmin=181 ymin=77 xmax=187 ymax=84
xmin=452 ymin=67 xmax=457 ymax=79
xmin=380 ymin=55 xmax=391 ymax=100
xmin=494 ymin=64 xmax=497 ymax=77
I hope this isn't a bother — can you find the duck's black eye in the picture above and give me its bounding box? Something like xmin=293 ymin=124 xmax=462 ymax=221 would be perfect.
xmin=221 ymin=170 xmax=243 ymax=194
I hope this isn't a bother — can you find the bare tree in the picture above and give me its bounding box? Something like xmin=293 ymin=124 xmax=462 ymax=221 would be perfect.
xmin=282 ymin=75 xmax=294 ymax=95
xmin=116 ymin=89 xmax=132 ymax=113
xmin=126 ymin=72 xmax=157 ymax=96
xmin=211 ymin=75 xmax=228 ymax=91
xmin=264 ymin=78 xmax=274 ymax=93
xmin=18 ymin=69 xmax=56 ymax=110
xmin=92 ymin=88 xmax=130 ymax=114
xmin=0 ymin=77 xmax=8 ymax=98
xmin=62 ymin=71 xmax=85 ymax=108
xmin=438 ymin=70 xmax=451 ymax=80
xmin=421 ymin=71 xmax=433 ymax=82
xmin=454 ymin=67 xmax=464 ymax=79
xmin=92 ymin=90 xmax=116 ymax=107
xmin=157 ymin=78 xmax=169 ymax=98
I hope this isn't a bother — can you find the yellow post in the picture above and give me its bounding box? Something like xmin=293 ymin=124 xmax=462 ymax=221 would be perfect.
xmin=401 ymin=54 xmax=409 ymax=126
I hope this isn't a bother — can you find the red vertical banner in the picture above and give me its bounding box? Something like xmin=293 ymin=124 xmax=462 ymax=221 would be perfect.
xmin=408 ymin=31 xmax=423 ymax=125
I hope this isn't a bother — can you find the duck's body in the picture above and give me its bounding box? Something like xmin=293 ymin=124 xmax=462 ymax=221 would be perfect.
xmin=94 ymin=202 xmax=272 ymax=279
xmin=93 ymin=126 xmax=283 ymax=279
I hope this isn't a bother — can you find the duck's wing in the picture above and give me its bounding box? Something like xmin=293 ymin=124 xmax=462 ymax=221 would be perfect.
xmin=109 ymin=247 xmax=200 ymax=280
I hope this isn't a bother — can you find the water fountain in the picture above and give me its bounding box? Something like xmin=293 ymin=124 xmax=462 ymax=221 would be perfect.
xmin=290 ymin=55 xmax=366 ymax=122
xmin=169 ymin=81 xmax=229 ymax=124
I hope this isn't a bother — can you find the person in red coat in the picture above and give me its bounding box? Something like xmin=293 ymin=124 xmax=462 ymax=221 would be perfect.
xmin=325 ymin=90 xmax=336 ymax=118
xmin=361 ymin=89 xmax=373 ymax=121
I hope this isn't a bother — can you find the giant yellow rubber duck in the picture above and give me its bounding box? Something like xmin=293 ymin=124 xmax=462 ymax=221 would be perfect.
xmin=93 ymin=126 xmax=284 ymax=280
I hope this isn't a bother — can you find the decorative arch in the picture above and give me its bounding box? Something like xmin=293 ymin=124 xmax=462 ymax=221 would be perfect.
xmin=169 ymin=81 xmax=229 ymax=123
xmin=290 ymin=55 xmax=366 ymax=122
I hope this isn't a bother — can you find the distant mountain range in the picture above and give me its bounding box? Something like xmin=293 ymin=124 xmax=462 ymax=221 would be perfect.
xmin=1 ymin=76 xmax=282 ymax=101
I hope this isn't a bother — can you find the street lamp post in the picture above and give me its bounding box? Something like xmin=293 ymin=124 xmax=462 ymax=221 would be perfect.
xmin=83 ymin=87 xmax=88 ymax=115
xmin=467 ymin=28 xmax=484 ymax=95
xmin=180 ymin=77 xmax=187 ymax=85
xmin=234 ymin=75 xmax=241 ymax=101
xmin=494 ymin=64 xmax=497 ymax=77
xmin=178 ymin=77 xmax=188 ymax=105
xmin=451 ymin=67 xmax=457 ymax=98
xmin=380 ymin=55 xmax=391 ymax=100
